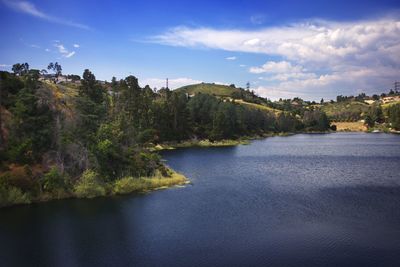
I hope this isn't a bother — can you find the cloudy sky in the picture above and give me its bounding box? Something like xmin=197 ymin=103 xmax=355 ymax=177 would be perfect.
xmin=1 ymin=0 xmax=399 ymax=100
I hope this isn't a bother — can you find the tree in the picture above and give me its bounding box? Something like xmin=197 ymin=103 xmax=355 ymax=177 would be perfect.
xmin=367 ymin=104 xmax=384 ymax=125
xmin=8 ymin=74 xmax=54 ymax=163
xmin=75 ymin=69 xmax=106 ymax=146
xmin=303 ymin=110 xmax=330 ymax=131
xmin=364 ymin=114 xmax=374 ymax=128
xmin=387 ymin=103 xmax=400 ymax=130
xmin=47 ymin=62 xmax=62 ymax=77
xmin=12 ymin=63 xmax=29 ymax=76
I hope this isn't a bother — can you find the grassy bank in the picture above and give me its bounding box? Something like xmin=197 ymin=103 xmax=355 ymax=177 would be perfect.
xmin=112 ymin=169 xmax=188 ymax=195
xmin=151 ymin=138 xmax=251 ymax=151
xmin=0 ymin=167 xmax=188 ymax=208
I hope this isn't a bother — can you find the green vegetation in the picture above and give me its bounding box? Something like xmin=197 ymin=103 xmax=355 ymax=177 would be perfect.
xmin=152 ymin=139 xmax=250 ymax=151
xmin=321 ymin=101 xmax=370 ymax=121
xmin=234 ymin=99 xmax=281 ymax=114
xmin=176 ymin=83 xmax=242 ymax=97
xmin=387 ymin=103 xmax=400 ymax=130
xmin=74 ymin=170 xmax=106 ymax=198
xmin=113 ymin=169 xmax=188 ymax=195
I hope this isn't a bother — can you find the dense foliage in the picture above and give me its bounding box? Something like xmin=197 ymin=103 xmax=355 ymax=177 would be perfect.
xmin=387 ymin=103 xmax=400 ymax=130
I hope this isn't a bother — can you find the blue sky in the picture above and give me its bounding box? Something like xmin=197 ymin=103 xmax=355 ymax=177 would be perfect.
xmin=1 ymin=0 xmax=400 ymax=100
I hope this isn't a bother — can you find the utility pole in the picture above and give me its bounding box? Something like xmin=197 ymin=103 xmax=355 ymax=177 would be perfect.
xmin=166 ymin=78 xmax=169 ymax=89
xmin=395 ymin=81 xmax=400 ymax=93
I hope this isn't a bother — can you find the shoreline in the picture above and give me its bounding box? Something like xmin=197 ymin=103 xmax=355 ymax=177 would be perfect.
xmin=0 ymin=168 xmax=189 ymax=209
xmin=150 ymin=132 xmax=297 ymax=151
xmin=150 ymin=131 xmax=339 ymax=151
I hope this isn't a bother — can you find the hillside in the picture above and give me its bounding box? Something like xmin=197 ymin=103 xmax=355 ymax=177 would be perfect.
xmin=175 ymin=83 xmax=283 ymax=114
xmin=234 ymin=99 xmax=282 ymax=114
xmin=321 ymin=101 xmax=370 ymax=121
xmin=175 ymin=83 xmax=242 ymax=97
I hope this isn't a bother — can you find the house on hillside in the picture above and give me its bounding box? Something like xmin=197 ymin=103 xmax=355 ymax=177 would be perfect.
xmin=382 ymin=96 xmax=400 ymax=104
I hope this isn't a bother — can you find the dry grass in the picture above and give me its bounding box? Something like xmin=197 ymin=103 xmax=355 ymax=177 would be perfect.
xmin=234 ymin=99 xmax=281 ymax=114
xmin=332 ymin=121 xmax=367 ymax=132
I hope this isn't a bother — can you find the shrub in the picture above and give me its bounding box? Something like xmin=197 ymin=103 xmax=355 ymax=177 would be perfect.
xmin=74 ymin=170 xmax=106 ymax=198
xmin=0 ymin=165 xmax=36 ymax=193
xmin=42 ymin=167 xmax=69 ymax=196
xmin=0 ymin=182 xmax=31 ymax=207
xmin=113 ymin=177 xmax=141 ymax=194
xmin=137 ymin=129 xmax=158 ymax=144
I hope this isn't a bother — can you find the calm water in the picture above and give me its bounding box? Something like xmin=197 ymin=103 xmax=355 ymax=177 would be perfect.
xmin=1 ymin=133 xmax=400 ymax=267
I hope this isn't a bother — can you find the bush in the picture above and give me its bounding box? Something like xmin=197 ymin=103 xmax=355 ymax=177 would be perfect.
xmin=7 ymin=139 xmax=34 ymax=164
xmin=42 ymin=167 xmax=69 ymax=196
xmin=137 ymin=129 xmax=158 ymax=144
xmin=0 ymin=165 xmax=36 ymax=193
xmin=74 ymin=170 xmax=106 ymax=198
xmin=113 ymin=177 xmax=141 ymax=194
xmin=0 ymin=183 xmax=31 ymax=207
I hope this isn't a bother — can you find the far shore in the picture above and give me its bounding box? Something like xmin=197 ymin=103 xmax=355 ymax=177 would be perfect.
xmin=332 ymin=121 xmax=400 ymax=134
xmin=332 ymin=121 xmax=367 ymax=132
xmin=151 ymin=128 xmax=400 ymax=152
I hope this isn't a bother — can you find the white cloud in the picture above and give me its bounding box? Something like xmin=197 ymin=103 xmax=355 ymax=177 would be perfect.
xmin=55 ymin=44 xmax=68 ymax=54
xmin=2 ymin=0 xmax=90 ymax=30
xmin=250 ymin=60 xmax=317 ymax=82
xmin=73 ymin=44 xmax=80 ymax=48
xmin=239 ymin=64 xmax=246 ymax=67
xmin=249 ymin=61 xmax=304 ymax=74
xmin=0 ymin=64 xmax=11 ymax=68
xmin=29 ymin=44 xmax=40 ymax=48
xmin=54 ymin=43 xmax=76 ymax=58
xmin=45 ymin=48 xmax=50 ymax=52
xmin=152 ymin=19 xmax=400 ymax=64
xmin=225 ymin=56 xmax=236 ymax=60
xmin=140 ymin=77 xmax=203 ymax=89
xmin=65 ymin=51 xmax=75 ymax=58
xmin=151 ymin=18 xmax=400 ymax=99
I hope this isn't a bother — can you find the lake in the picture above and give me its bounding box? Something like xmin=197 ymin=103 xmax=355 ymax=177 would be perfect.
xmin=1 ymin=133 xmax=400 ymax=267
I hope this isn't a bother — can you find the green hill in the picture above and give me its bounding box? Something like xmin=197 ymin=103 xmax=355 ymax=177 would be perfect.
xmin=175 ymin=83 xmax=283 ymax=114
xmin=321 ymin=101 xmax=370 ymax=121
xmin=175 ymin=83 xmax=241 ymax=97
